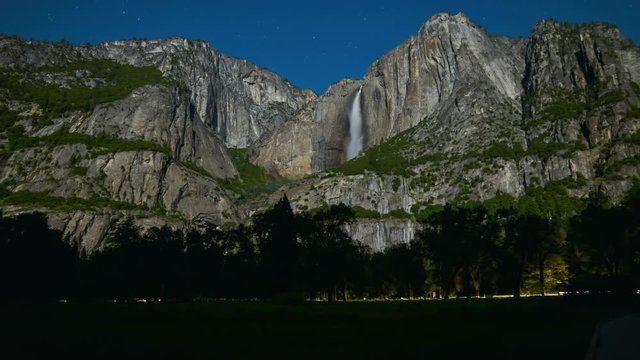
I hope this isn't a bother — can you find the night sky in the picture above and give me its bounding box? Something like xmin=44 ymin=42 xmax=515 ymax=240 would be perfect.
xmin=1 ymin=0 xmax=637 ymax=94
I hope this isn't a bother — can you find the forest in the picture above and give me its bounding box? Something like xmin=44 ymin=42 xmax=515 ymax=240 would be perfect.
xmin=1 ymin=182 xmax=639 ymax=302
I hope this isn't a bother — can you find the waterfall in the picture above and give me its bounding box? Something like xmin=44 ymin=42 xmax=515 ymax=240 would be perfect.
xmin=347 ymin=87 xmax=363 ymax=160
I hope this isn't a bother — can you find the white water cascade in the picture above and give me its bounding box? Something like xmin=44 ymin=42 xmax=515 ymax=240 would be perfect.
xmin=347 ymin=87 xmax=363 ymax=160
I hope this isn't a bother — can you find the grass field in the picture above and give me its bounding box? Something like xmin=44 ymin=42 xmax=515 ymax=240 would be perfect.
xmin=2 ymin=297 xmax=638 ymax=359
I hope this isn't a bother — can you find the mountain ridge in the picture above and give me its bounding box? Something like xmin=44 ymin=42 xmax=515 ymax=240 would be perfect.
xmin=0 ymin=13 xmax=639 ymax=251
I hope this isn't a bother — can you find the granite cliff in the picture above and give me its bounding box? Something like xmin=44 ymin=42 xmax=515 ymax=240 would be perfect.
xmin=1 ymin=13 xmax=639 ymax=251
xmin=0 ymin=36 xmax=310 ymax=250
xmin=253 ymin=13 xmax=640 ymax=248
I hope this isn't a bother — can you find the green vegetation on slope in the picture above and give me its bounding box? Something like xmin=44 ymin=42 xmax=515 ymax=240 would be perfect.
xmin=385 ymin=208 xmax=414 ymax=220
xmin=481 ymin=141 xmax=525 ymax=161
xmin=334 ymin=133 xmax=587 ymax=178
xmin=618 ymin=129 xmax=640 ymax=145
xmin=44 ymin=131 xmax=170 ymax=154
xmin=0 ymin=107 xmax=20 ymax=132
xmin=0 ymin=190 xmax=146 ymax=211
xmin=333 ymin=131 xmax=416 ymax=176
xmin=540 ymin=87 xmax=588 ymax=121
xmin=601 ymin=155 xmax=640 ymax=178
xmin=525 ymin=82 xmax=630 ymax=129
xmin=525 ymin=138 xmax=574 ymax=160
xmin=0 ymin=59 xmax=168 ymax=122
xmin=222 ymin=148 xmax=289 ymax=197
xmin=3 ymin=127 xmax=170 ymax=155
xmin=176 ymin=160 xmax=214 ymax=179
xmin=308 ymin=204 xmax=413 ymax=221
xmin=480 ymin=137 xmax=588 ymax=162
xmin=515 ymin=183 xmax=585 ymax=220
xmin=332 ymin=115 xmax=595 ymax=179
xmin=409 ymin=175 xmax=587 ymax=223
xmin=351 ymin=205 xmax=382 ymax=219
xmin=456 ymin=178 xmax=585 ymax=221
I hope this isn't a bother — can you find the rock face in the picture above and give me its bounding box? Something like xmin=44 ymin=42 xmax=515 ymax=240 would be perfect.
xmin=67 ymin=85 xmax=236 ymax=179
xmin=252 ymin=79 xmax=362 ymax=177
xmin=523 ymin=21 xmax=640 ymax=146
xmin=0 ymin=85 xmax=242 ymax=249
xmin=46 ymin=210 xmax=187 ymax=252
xmin=253 ymin=13 xmax=640 ymax=250
xmin=0 ymin=36 xmax=302 ymax=250
xmin=0 ymin=37 xmax=315 ymax=148
xmin=347 ymin=220 xmax=417 ymax=253
xmin=85 ymin=39 xmax=316 ymax=148
xmin=361 ymin=13 xmax=525 ymax=146
xmin=254 ymin=13 xmax=527 ymax=178
xmin=1 ymin=13 xmax=640 ymax=252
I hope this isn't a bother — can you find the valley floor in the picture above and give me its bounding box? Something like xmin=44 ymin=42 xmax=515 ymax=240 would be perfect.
xmin=2 ymin=296 xmax=638 ymax=359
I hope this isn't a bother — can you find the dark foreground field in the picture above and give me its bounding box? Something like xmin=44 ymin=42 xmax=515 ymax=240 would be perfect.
xmin=2 ymin=297 xmax=638 ymax=359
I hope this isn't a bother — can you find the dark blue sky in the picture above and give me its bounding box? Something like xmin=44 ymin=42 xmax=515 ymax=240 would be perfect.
xmin=1 ymin=0 xmax=637 ymax=94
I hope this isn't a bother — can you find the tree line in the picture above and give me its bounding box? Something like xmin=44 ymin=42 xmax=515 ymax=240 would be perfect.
xmin=1 ymin=185 xmax=639 ymax=302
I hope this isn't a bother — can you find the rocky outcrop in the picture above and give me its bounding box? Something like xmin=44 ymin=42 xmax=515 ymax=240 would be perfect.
xmin=361 ymin=13 xmax=525 ymax=147
xmin=0 ymin=144 xmax=240 ymax=237
xmin=1 ymin=145 xmax=216 ymax=251
xmin=66 ymin=85 xmax=237 ymax=179
xmin=254 ymin=13 xmax=527 ymax=178
xmin=84 ymin=39 xmax=316 ymax=148
xmin=257 ymin=13 xmax=639 ymax=188
xmin=0 ymin=36 xmax=315 ymax=148
xmin=0 ymin=34 xmax=315 ymax=251
xmin=45 ymin=210 xmax=186 ymax=251
xmin=2 ymin=13 xmax=640 ymax=253
xmin=347 ymin=219 xmax=417 ymax=252
xmin=282 ymin=174 xmax=415 ymax=214
xmin=0 ymin=79 xmax=242 ymax=243
xmin=524 ymin=21 xmax=640 ymax=113
xmin=255 ymin=13 xmax=640 ymax=250
xmin=252 ymin=79 xmax=362 ymax=177
xmin=523 ymin=21 xmax=640 ymax=145
xmin=0 ymin=43 xmax=253 ymax=251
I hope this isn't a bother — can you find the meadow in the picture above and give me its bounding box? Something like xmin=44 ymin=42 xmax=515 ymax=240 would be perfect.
xmin=2 ymin=296 xmax=637 ymax=359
